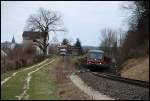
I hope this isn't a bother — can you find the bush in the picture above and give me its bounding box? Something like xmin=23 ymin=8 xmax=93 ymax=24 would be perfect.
xmin=1 ymin=46 xmax=44 ymax=73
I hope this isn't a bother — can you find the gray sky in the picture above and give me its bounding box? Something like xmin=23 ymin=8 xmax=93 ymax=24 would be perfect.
xmin=1 ymin=1 xmax=130 ymax=46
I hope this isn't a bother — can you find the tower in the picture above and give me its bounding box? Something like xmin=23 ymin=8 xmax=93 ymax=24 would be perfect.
xmin=12 ymin=36 xmax=15 ymax=43
xmin=11 ymin=36 xmax=16 ymax=50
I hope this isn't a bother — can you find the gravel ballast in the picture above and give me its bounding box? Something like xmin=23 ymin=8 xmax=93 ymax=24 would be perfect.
xmin=77 ymin=72 xmax=149 ymax=100
xmin=70 ymin=74 xmax=114 ymax=100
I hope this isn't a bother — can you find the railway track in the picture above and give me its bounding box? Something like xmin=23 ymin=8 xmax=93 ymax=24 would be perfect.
xmin=75 ymin=65 xmax=149 ymax=100
xmin=76 ymin=65 xmax=149 ymax=88
xmin=91 ymin=72 xmax=149 ymax=88
xmin=77 ymin=70 xmax=149 ymax=100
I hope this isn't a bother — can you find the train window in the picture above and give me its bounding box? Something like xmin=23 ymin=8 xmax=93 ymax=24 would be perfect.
xmin=88 ymin=52 xmax=103 ymax=59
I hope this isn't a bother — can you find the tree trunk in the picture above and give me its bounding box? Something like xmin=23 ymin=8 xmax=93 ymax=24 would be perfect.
xmin=43 ymin=47 xmax=47 ymax=58
xmin=43 ymin=32 xmax=48 ymax=58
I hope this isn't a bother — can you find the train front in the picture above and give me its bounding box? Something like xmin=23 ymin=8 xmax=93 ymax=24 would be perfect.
xmin=86 ymin=50 xmax=111 ymax=69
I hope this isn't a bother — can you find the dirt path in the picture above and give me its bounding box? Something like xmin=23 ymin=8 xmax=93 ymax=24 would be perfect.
xmin=56 ymin=80 xmax=89 ymax=100
xmin=1 ymin=58 xmax=55 ymax=100
xmin=15 ymin=59 xmax=55 ymax=100
xmin=1 ymin=59 xmax=49 ymax=86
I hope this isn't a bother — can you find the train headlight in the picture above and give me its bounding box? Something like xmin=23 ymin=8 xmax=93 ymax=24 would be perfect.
xmin=88 ymin=61 xmax=91 ymax=64
xmin=99 ymin=62 xmax=101 ymax=64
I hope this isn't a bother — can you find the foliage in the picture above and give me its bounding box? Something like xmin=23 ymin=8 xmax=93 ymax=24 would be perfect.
xmin=74 ymin=38 xmax=83 ymax=55
xmin=61 ymin=38 xmax=69 ymax=45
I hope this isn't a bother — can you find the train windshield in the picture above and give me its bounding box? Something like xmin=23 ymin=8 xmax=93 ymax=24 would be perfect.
xmin=88 ymin=52 xmax=103 ymax=59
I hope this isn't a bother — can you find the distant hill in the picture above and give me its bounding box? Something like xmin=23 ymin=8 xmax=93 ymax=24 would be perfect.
xmin=82 ymin=45 xmax=99 ymax=50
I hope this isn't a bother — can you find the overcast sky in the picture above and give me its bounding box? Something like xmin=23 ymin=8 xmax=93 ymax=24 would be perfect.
xmin=1 ymin=1 xmax=130 ymax=46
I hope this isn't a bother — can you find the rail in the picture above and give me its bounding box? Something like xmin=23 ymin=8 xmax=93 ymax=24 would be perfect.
xmin=91 ymin=72 xmax=149 ymax=88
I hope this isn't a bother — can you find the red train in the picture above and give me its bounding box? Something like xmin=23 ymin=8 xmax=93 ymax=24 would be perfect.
xmin=86 ymin=50 xmax=112 ymax=69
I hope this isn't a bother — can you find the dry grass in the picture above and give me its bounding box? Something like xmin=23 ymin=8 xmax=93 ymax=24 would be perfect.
xmin=50 ymin=57 xmax=76 ymax=84
xmin=55 ymin=65 xmax=67 ymax=84
xmin=120 ymin=56 xmax=149 ymax=81
xmin=48 ymin=56 xmax=89 ymax=100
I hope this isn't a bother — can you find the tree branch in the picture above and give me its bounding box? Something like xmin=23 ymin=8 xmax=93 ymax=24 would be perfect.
xmin=33 ymin=39 xmax=45 ymax=51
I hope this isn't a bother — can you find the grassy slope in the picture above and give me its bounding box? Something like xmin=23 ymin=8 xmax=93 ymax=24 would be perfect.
xmin=120 ymin=56 xmax=149 ymax=81
xmin=1 ymin=58 xmax=53 ymax=100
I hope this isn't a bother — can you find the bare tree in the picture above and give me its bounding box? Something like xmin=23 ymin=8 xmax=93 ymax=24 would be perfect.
xmin=25 ymin=7 xmax=65 ymax=57
xmin=50 ymin=35 xmax=59 ymax=45
xmin=121 ymin=1 xmax=149 ymax=60
xmin=117 ymin=28 xmax=126 ymax=47
xmin=68 ymin=38 xmax=74 ymax=45
xmin=99 ymin=28 xmax=117 ymax=57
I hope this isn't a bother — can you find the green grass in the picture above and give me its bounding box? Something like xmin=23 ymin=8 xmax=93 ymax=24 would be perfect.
xmin=1 ymin=70 xmax=15 ymax=81
xmin=1 ymin=58 xmax=52 ymax=100
xmin=27 ymin=58 xmax=58 ymax=100
xmin=1 ymin=70 xmax=31 ymax=100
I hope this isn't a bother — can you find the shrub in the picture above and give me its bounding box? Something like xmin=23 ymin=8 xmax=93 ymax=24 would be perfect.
xmin=1 ymin=46 xmax=44 ymax=73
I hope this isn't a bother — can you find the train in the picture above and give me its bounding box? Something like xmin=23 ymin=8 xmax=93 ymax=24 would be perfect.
xmin=77 ymin=49 xmax=114 ymax=71
xmin=86 ymin=50 xmax=112 ymax=68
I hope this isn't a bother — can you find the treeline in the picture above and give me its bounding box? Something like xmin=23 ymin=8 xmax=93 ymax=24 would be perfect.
xmin=99 ymin=28 xmax=125 ymax=66
xmin=61 ymin=38 xmax=83 ymax=55
xmin=99 ymin=1 xmax=149 ymax=68
xmin=122 ymin=1 xmax=149 ymax=60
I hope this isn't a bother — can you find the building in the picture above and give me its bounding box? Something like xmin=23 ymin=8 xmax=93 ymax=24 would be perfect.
xmin=22 ymin=31 xmax=49 ymax=55
xmin=57 ymin=44 xmax=78 ymax=55
xmin=1 ymin=36 xmax=16 ymax=52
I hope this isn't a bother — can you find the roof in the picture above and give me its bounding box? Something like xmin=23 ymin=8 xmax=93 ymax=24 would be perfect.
xmin=57 ymin=45 xmax=68 ymax=48
xmin=22 ymin=31 xmax=44 ymax=40
xmin=88 ymin=49 xmax=104 ymax=53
